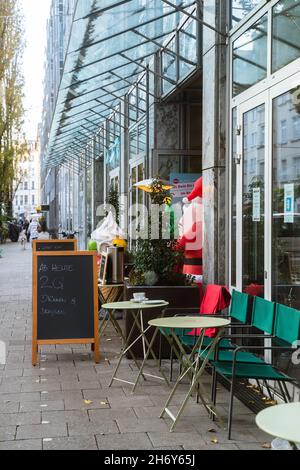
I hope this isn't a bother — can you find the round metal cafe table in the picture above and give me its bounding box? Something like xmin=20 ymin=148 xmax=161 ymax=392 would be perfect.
xmin=148 ymin=316 xmax=231 ymax=432
xmin=102 ymin=300 xmax=169 ymax=392
xmin=256 ymin=403 xmax=300 ymax=448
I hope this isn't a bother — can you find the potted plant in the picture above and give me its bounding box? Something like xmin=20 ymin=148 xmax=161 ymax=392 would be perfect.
xmin=124 ymin=179 xmax=201 ymax=357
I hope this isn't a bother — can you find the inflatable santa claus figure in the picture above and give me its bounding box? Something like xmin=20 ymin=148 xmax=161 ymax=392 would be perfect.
xmin=177 ymin=177 xmax=203 ymax=283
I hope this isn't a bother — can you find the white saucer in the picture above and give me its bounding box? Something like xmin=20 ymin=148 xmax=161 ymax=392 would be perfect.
xmin=130 ymin=298 xmax=149 ymax=303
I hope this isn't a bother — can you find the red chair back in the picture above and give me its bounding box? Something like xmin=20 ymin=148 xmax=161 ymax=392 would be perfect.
xmin=188 ymin=284 xmax=231 ymax=338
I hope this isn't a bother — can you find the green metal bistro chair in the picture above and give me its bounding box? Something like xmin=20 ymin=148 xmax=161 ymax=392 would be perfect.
xmin=160 ymin=289 xmax=250 ymax=381
xmin=178 ymin=289 xmax=251 ymax=351
xmin=206 ymin=296 xmax=276 ymax=363
xmin=211 ymin=302 xmax=300 ymax=439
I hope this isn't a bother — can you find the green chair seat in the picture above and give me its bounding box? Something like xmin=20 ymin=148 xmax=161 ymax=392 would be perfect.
xmin=201 ymin=349 xmax=265 ymax=363
xmin=212 ymin=361 xmax=290 ymax=381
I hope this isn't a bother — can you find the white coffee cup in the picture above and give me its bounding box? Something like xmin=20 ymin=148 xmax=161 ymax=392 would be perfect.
xmin=133 ymin=292 xmax=146 ymax=302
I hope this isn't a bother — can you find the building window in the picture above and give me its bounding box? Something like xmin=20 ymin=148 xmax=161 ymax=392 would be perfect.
xmin=250 ymin=158 xmax=256 ymax=173
xmin=272 ymin=0 xmax=300 ymax=73
xmin=32 ymin=195 xmax=35 ymax=206
xmin=24 ymin=195 xmax=28 ymax=205
xmin=259 ymin=125 xmax=265 ymax=147
xmin=280 ymin=120 xmax=287 ymax=144
xmin=231 ymin=0 xmax=262 ymax=28
xmin=294 ymin=157 xmax=300 ymax=177
xmin=32 ymin=181 xmax=35 ymax=190
xmin=24 ymin=181 xmax=28 ymax=191
xmin=293 ymin=116 xmax=300 ymax=140
xmin=20 ymin=196 xmax=23 ymax=206
xmin=250 ymin=132 xmax=257 ymax=147
xmin=15 ymin=196 xmax=18 ymax=206
xmin=250 ymin=108 xmax=257 ymax=122
xmin=233 ymin=14 xmax=268 ymax=96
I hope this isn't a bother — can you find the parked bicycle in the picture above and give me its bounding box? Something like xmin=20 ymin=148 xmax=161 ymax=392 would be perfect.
xmin=59 ymin=231 xmax=79 ymax=240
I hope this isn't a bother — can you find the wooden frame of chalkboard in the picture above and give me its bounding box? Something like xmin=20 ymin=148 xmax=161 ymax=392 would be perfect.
xmin=32 ymin=251 xmax=99 ymax=365
xmin=32 ymin=239 xmax=78 ymax=252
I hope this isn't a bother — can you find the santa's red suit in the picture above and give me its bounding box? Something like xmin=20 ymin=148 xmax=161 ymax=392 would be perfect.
xmin=177 ymin=177 xmax=203 ymax=281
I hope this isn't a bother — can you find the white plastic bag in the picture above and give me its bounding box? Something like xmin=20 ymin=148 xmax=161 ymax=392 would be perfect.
xmin=90 ymin=212 xmax=126 ymax=251
xmin=271 ymin=438 xmax=293 ymax=450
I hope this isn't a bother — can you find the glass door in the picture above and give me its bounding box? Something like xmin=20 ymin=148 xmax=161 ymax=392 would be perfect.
xmin=234 ymin=77 xmax=300 ymax=305
xmin=236 ymin=93 xmax=268 ymax=297
xmin=271 ymin=78 xmax=300 ymax=310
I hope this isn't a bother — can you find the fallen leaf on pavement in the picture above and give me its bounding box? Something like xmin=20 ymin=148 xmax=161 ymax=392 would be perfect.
xmin=265 ymin=400 xmax=277 ymax=406
xmin=84 ymin=400 xmax=93 ymax=405
xmin=262 ymin=443 xmax=272 ymax=449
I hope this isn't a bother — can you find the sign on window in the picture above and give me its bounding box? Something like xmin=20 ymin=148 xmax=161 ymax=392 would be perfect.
xmin=252 ymin=187 xmax=261 ymax=222
xmin=284 ymin=184 xmax=294 ymax=224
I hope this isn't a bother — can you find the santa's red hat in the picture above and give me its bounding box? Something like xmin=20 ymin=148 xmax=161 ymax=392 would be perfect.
xmin=187 ymin=177 xmax=203 ymax=201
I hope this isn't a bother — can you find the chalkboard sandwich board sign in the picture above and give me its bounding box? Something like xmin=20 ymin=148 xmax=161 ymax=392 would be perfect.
xmin=32 ymin=251 xmax=99 ymax=365
xmin=33 ymin=239 xmax=78 ymax=252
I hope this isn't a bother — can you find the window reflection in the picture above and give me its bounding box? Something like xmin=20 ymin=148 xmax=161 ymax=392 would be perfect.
xmin=272 ymin=0 xmax=300 ymax=73
xmin=162 ymin=37 xmax=176 ymax=95
xmin=179 ymin=18 xmax=197 ymax=79
xmin=272 ymin=87 xmax=300 ymax=309
xmin=231 ymin=0 xmax=262 ymax=27
xmin=86 ymin=164 xmax=93 ymax=237
xmin=158 ymin=154 xmax=201 ymax=180
xmin=232 ymin=108 xmax=237 ymax=287
xmin=242 ymin=104 xmax=265 ymax=297
xmin=233 ymin=14 xmax=268 ymax=96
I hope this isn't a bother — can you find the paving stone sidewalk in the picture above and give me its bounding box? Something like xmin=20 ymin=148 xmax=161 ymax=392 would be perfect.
xmin=0 ymin=242 xmax=271 ymax=450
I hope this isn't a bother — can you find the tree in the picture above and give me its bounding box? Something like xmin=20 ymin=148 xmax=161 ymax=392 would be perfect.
xmin=0 ymin=0 xmax=26 ymax=228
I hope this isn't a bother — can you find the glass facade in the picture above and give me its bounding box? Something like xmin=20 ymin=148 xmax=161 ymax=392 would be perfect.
xmin=272 ymin=0 xmax=300 ymax=73
xmin=231 ymin=0 xmax=262 ymax=27
xmin=231 ymin=108 xmax=237 ymax=287
xmin=179 ymin=18 xmax=197 ymax=79
xmin=45 ymin=0 xmax=198 ymax=165
xmin=233 ymin=14 xmax=268 ymax=96
xmin=272 ymin=88 xmax=300 ymax=309
xmin=242 ymin=104 xmax=265 ymax=296
xmin=230 ymin=1 xmax=300 ymax=312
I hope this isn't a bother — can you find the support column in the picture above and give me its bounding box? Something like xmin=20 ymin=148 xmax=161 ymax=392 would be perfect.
xmin=202 ymin=0 xmax=227 ymax=285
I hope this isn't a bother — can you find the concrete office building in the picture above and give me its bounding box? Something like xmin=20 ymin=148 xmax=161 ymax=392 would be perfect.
xmin=13 ymin=140 xmax=41 ymax=221
xmin=41 ymin=0 xmax=300 ymax=315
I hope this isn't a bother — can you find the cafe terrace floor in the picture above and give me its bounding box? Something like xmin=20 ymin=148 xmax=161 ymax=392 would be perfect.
xmin=0 ymin=243 xmax=271 ymax=450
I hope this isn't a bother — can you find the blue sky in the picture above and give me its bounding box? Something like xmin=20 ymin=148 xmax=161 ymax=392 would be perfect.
xmin=21 ymin=0 xmax=51 ymax=140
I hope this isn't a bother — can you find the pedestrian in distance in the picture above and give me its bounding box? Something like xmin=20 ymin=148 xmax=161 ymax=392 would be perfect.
xmin=24 ymin=219 xmax=30 ymax=242
xmin=28 ymin=218 xmax=39 ymax=244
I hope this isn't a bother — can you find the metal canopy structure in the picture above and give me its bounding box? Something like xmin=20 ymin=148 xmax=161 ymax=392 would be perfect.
xmin=44 ymin=0 xmax=200 ymax=169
